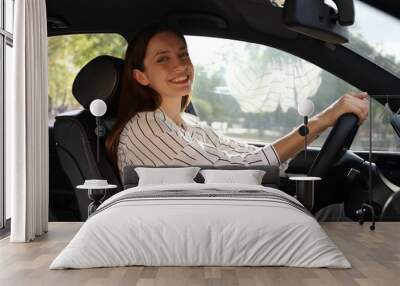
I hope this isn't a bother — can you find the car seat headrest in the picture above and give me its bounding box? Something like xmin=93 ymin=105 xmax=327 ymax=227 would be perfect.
xmin=72 ymin=55 xmax=124 ymax=115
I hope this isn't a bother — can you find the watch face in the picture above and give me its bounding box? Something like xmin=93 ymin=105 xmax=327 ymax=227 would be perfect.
xmin=298 ymin=125 xmax=309 ymax=136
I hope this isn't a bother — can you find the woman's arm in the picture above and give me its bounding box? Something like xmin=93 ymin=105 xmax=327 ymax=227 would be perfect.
xmin=272 ymin=112 xmax=329 ymax=163
xmin=196 ymin=124 xmax=258 ymax=154
xmin=118 ymin=111 xmax=281 ymax=171
xmin=273 ymin=92 xmax=369 ymax=163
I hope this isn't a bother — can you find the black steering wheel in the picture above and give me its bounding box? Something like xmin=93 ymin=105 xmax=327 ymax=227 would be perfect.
xmin=307 ymin=113 xmax=359 ymax=211
xmin=308 ymin=113 xmax=359 ymax=178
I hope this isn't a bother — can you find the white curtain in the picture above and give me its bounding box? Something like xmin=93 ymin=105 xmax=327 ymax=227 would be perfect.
xmin=8 ymin=0 xmax=49 ymax=242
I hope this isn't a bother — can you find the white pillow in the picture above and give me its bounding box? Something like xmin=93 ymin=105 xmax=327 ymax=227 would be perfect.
xmin=200 ymin=169 xmax=266 ymax=185
xmin=135 ymin=167 xmax=201 ymax=186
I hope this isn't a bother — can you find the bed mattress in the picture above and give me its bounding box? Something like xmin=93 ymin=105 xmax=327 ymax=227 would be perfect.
xmin=50 ymin=183 xmax=350 ymax=269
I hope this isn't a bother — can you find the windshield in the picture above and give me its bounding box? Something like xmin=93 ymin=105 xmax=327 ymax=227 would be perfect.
xmin=344 ymin=0 xmax=400 ymax=78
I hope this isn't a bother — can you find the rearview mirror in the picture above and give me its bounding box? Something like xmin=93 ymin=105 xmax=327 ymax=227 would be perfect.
xmin=279 ymin=0 xmax=355 ymax=44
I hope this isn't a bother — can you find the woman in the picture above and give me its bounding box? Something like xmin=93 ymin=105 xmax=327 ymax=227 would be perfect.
xmin=105 ymin=24 xmax=369 ymax=178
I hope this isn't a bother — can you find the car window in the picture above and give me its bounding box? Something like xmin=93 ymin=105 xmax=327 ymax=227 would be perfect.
xmin=186 ymin=36 xmax=400 ymax=153
xmin=345 ymin=0 xmax=400 ymax=79
xmin=48 ymin=34 xmax=127 ymax=124
xmin=360 ymin=99 xmax=400 ymax=152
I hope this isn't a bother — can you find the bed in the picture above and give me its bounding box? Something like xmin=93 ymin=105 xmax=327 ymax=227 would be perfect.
xmin=49 ymin=166 xmax=350 ymax=269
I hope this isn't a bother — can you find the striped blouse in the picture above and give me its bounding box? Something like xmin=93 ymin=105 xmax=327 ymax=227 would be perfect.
xmin=117 ymin=107 xmax=281 ymax=176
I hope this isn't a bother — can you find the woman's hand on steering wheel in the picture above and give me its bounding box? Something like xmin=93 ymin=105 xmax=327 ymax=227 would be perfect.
xmin=319 ymin=92 xmax=369 ymax=126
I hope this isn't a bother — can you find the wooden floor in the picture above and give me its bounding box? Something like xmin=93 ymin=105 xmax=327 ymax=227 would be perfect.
xmin=0 ymin=222 xmax=399 ymax=286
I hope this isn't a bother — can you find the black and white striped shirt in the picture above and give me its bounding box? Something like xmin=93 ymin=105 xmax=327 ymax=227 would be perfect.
xmin=117 ymin=108 xmax=281 ymax=176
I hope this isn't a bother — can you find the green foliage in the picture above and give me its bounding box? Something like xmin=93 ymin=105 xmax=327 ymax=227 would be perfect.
xmin=191 ymin=97 xmax=213 ymax=121
xmin=192 ymin=65 xmax=241 ymax=123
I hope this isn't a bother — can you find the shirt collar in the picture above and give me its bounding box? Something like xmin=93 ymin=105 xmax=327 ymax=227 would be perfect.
xmin=155 ymin=107 xmax=188 ymax=131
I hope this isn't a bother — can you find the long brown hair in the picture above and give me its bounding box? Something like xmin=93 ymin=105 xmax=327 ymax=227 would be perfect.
xmin=106 ymin=24 xmax=192 ymax=169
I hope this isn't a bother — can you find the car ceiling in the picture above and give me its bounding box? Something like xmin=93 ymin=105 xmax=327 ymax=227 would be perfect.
xmin=46 ymin=0 xmax=297 ymax=39
xmin=46 ymin=0 xmax=400 ymax=108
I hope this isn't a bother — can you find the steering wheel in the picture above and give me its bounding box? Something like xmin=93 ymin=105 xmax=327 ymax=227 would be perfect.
xmin=308 ymin=113 xmax=359 ymax=178
xmin=307 ymin=113 xmax=359 ymax=211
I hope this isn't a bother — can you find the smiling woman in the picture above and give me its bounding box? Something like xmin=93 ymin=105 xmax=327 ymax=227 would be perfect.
xmin=131 ymin=30 xmax=194 ymax=117
xmin=105 ymin=24 xmax=282 ymax=177
xmin=104 ymin=23 xmax=369 ymax=183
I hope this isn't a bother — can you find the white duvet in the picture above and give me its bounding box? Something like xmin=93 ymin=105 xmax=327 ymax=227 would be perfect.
xmin=50 ymin=183 xmax=350 ymax=269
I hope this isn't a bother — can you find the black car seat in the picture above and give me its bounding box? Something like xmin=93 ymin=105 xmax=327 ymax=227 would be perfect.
xmin=53 ymin=55 xmax=124 ymax=221
xmin=53 ymin=55 xmax=198 ymax=221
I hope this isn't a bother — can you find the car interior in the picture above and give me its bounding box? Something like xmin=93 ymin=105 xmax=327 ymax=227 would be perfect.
xmin=45 ymin=0 xmax=400 ymax=224
xmin=4 ymin=0 xmax=400 ymax=284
